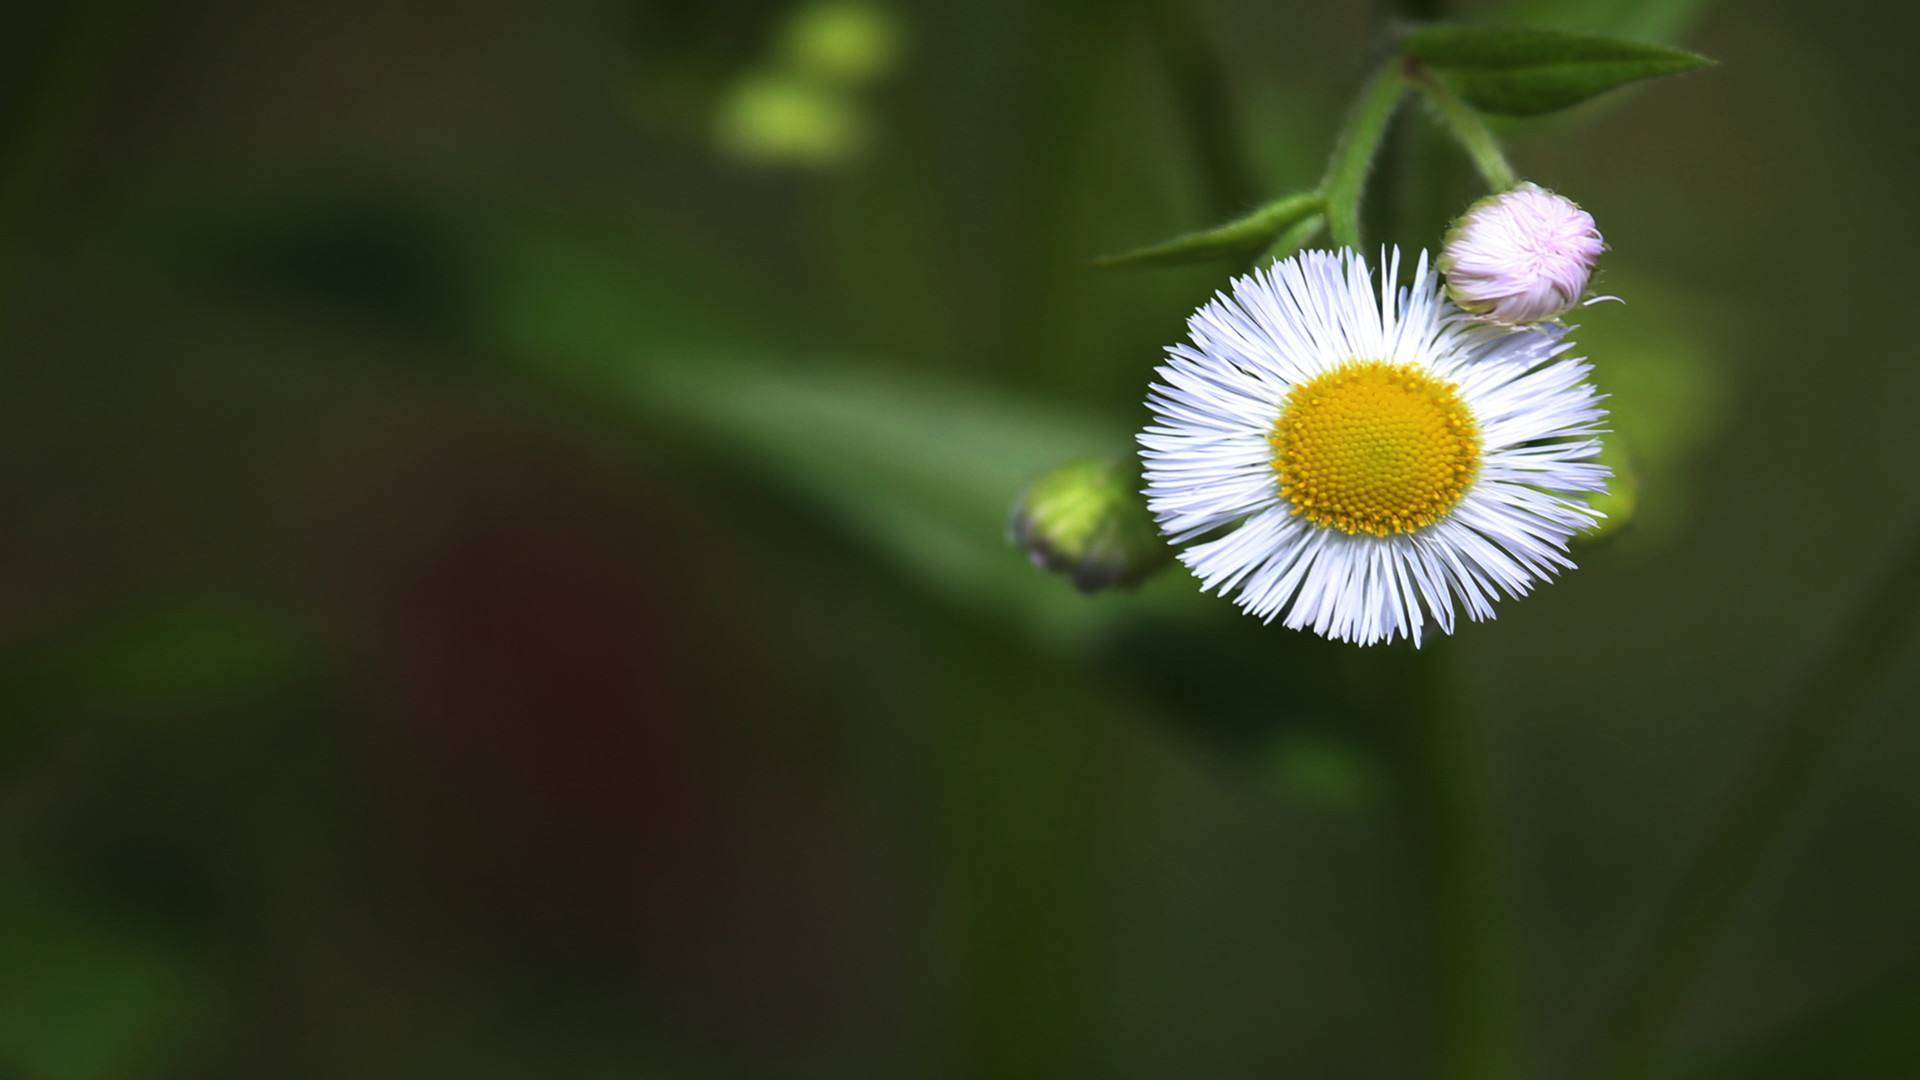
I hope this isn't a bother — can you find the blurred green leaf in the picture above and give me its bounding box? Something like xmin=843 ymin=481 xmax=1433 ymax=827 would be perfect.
xmin=0 ymin=602 xmax=312 ymax=768
xmin=0 ymin=874 xmax=209 ymax=1080
xmin=1404 ymin=26 xmax=1711 ymax=116
xmin=1095 ymin=192 xmax=1322 ymax=268
xmin=0 ymin=603 xmax=309 ymax=716
xmin=111 ymin=190 xmax=1210 ymax=641
xmin=638 ymin=355 xmax=1128 ymax=606
xmin=471 ymin=218 xmax=1162 ymax=630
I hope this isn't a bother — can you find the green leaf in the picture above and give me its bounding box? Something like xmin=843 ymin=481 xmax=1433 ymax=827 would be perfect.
xmin=1093 ymin=192 xmax=1321 ymax=268
xmin=1404 ymin=26 xmax=1712 ymax=116
xmin=0 ymin=602 xmax=313 ymax=771
xmin=0 ymin=873 xmax=211 ymax=1080
xmin=107 ymin=190 xmax=1211 ymax=641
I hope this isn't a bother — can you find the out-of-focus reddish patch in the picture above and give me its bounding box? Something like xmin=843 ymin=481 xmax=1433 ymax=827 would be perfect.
xmin=320 ymin=422 xmax=862 ymax=1048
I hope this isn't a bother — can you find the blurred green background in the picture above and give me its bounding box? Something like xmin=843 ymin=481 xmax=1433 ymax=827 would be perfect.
xmin=5 ymin=0 xmax=1920 ymax=1077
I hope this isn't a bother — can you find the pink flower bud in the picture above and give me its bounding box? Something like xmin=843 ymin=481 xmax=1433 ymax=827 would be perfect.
xmin=1439 ymin=182 xmax=1604 ymax=325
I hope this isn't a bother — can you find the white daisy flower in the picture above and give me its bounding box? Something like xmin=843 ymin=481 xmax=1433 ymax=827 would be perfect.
xmin=1139 ymin=248 xmax=1608 ymax=646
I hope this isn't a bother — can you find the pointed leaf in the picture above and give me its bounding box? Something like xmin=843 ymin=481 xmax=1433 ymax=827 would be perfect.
xmin=1094 ymin=192 xmax=1322 ymax=268
xmin=1405 ymin=26 xmax=1711 ymax=116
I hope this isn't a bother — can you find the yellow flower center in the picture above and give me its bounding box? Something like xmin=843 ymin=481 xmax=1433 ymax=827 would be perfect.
xmin=1269 ymin=360 xmax=1480 ymax=537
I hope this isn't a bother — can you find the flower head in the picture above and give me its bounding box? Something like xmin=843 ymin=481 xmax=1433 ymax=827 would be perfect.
xmin=1139 ymin=248 xmax=1608 ymax=645
xmin=1011 ymin=458 xmax=1168 ymax=593
xmin=1440 ymin=182 xmax=1604 ymax=325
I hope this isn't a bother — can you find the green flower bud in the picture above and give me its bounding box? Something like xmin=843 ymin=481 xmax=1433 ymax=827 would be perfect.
xmin=1010 ymin=459 xmax=1169 ymax=593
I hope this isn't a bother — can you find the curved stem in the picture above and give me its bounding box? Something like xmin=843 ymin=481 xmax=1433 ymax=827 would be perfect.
xmin=1321 ymin=61 xmax=1408 ymax=249
xmin=1589 ymin=519 xmax=1920 ymax=1078
xmin=1412 ymin=73 xmax=1517 ymax=192
xmin=1260 ymin=213 xmax=1324 ymax=264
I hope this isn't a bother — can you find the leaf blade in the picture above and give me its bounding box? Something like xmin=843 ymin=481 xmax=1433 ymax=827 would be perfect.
xmin=1093 ymin=191 xmax=1322 ymax=268
xmin=1404 ymin=26 xmax=1712 ymax=116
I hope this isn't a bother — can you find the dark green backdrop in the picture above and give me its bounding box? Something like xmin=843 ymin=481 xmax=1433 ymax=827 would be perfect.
xmin=3 ymin=1 xmax=1917 ymax=1077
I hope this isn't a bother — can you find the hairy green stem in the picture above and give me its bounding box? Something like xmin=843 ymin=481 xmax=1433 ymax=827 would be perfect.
xmin=1322 ymin=61 xmax=1408 ymax=249
xmin=1590 ymin=519 xmax=1920 ymax=1078
xmin=1261 ymin=213 xmax=1324 ymax=264
xmin=1412 ymin=74 xmax=1517 ymax=192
